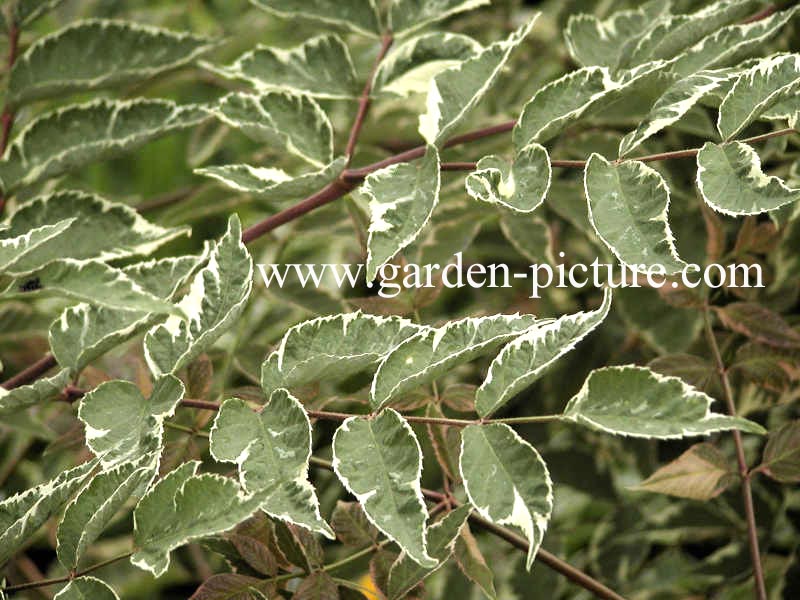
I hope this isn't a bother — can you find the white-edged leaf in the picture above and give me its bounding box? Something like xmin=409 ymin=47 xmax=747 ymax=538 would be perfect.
xmin=459 ymin=423 xmax=552 ymax=570
xmin=419 ymin=15 xmax=538 ymax=145
xmin=332 ymin=409 xmax=436 ymax=568
xmin=363 ymin=146 xmax=440 ymax=281
xmin=0 ymin=99 xmax=208 ymax=193
xmin=260 ymin=311 xmax=422 ymax=396
xmin=717 ymin=53 xmax=800 ymax=140
xmin=696 ymin=141 xmax=800 ymax=215
xmin=476 ymin=288 xmax=612 ymax=418
xmin=0 ymin=369 xmax=70 ymax=417
xmin=131 ymin=462 xmax=262 ymax=577
xmin=49 ymin=254 xmax=205 ymax=373
xmin=371 ymin=313 xmax=540 ymax=410
xmin=465 ymin=143 xmax=551 ymax=213
xmin=1 ymin=190 xmax=188 ymax=274
xmin=563 ymin=365 xmax=767 ymax=438
xmin=3 ymin=0 xmax=66 ymax=29
xmin=144 ymin=215 xmax=253 ymax=377
xmin=203 ymin=34 xmax=358 ymax=99
xmin=53 ymin=577 xmax=119 ymax=600
xmin=374 ymin=32 xmax=482 ymax=98
xmin=196 ymin=157 xmax=346 ymax=203
xmin=387 ymin=505 xmax=471 ymax=600
xmin=57 ymin=459 xmax=157 ymax=570
xmin=0 ymin=219 xmax=74 ymax=273
xmin=210 ymin=92 xmax=332 ymax=167
xmin=78 ymin=375 xmax=184 ymax=468
xmin=0 ymin=461 xmax=96 ymax=565
xmin=619 ymin=70 xmax=735 ymax=156
xmin=210 ymin=391 xmax=334 ymax=539
xmin=250 ymin=0 xmax=381 ymax=38
xmin=7 ymin=19 xmax=214 ymax=106
xmin=584 ymin=153 xmax=687 ymax=274
xmin=389 ymin=0 xmax=489 ymax=36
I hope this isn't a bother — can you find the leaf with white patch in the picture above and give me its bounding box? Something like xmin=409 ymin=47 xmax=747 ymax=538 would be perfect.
xmin=717 ymin=53 xmax=800 ymax=140
xmin=260 ymin=312 xmax=422 ymax=396
xmin=49 ymin=254 xmax=205 ymax=373
xmin=196 ymin=157 xmax=346 ymax=204
xmin=563 ymin=365 xmax=766 ymax=438
xmin=332 ymin=409 xmax=436 ymax=568
xmin=0 ymin=461 xmax=96 ymax=565
xmin=203 ymin=34 xmax=358 ymax=99
xmin=144 ymin=215 xmax=253 ymax=377
xmin=250 ymin=0 xmax=380 ymax=37
xmin=387 ymin=505 xmax=471 ymax=600
xmin=419 ymin=16 xmax=538 ymax=145
xmin=459 ymin=423 xmax=552 ymax=570
xmin=619 ymin=70 xmax=736 ymax=156
xmin=633 ymin=443 xmax=736 ymax=500
xmin=696 ymin=141 xmax=800 ymax=215
xmin=210 ymin=391 xmax=334 ymax=539
xmin=476 ymin=288 xmax=612 ymax=418
xmin=131 ymin=462 xmax=262 ymax=577
xmin=7 ymin=19 xmax=214 ymax=106
xmin=54 ymin=577 xmax=119 ymax=600
xmin=371 ymin=313 xmax=539 ymax=410
xmin=210 ymin=92 xmax=332 ymax=167
xmin=57 ymin=459 xmax=157 ymax=570
xmin=465 ymin=143 xmax=551 ymax=213
xmin=374 ymin=32 xmax=482 ymax=98
xmin=78 ymin=375 xmax=184 ymax=467
xmin=0 ymin=99 xmax=208 ymax=193
xmin=0 ymin=220 xmax=74 ymax=273
xmin=363 ymin=146 xmax=440 ymax=281
xmin=1 ymin=190 xmax=188 ymax=274
xmin=389 ymin=0 xmax=489 ymax=36
xmin=0 ymin=369 xmax=70 ymax=417
xmin=585 ymin=153 xmax=687 ymax=274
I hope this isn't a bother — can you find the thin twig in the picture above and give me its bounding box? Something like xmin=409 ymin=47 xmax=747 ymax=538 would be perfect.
xmin=3 ymin=552 xmax=133 ymax=593
xmin=1 ymin=354 xmax=57 ymax=390
xmin=703 ymin=307 xmax=767 ymax=600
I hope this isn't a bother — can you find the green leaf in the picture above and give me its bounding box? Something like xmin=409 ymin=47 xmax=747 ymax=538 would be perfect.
xmin=715 ymin=302 xmax=800 ymax=349
xmin=144 ymin=215 xmax=253 ymax=377
xmin=204 ymin=34 xmax=358 ymax=99
xmin=371 ymin=313 xmax=539 ymax=410
xmin=696 ymin=141 xmax=800 ymax=215
xmin=7 ymin=19 xmax=214 ymax=106
xmin=53 ymin=577 xmax=119 ymax=600
xmin=620 ymin=70 xmax=735 ymax=156
xmin=584 ymin=153 xmax=687 ymax=274
xmin=563 ymin=365 xmax=766 ymax=438
xmin=475 ymin=288 xmax=612 ymax=418
xmin=210 ymin=92 xmax=332 ymax=167
xmin=331 ymin=501 xmax=379 ymax=547
xmin=672 ymin=6 xmax=800 ymax=77
xmin=294 ymin=572 xmax=339 ymax=600
xmin=0 ymin=99 xmax=208 ymax=193
xmin=260 ymin=312 xmax=422 ymax=396
xmin=1 ymin=190 xmax=188 ymax=274
xmin=196 ymin=157 xmax=346 ymax=204
xmin=2 ymin=0 xmax=65 ymax=29
xmin=57 ymin=459 xmax=156 ymax=570
xmin=0 ymin=369 xmax=70 ymax=417
xmin=374 ymin=32 xmax=481 ymax=98
xmin=459 ymin=423 xmax=553 ymax=570
xmin=419 ymin=15 xmax=538 ymax=145
xmin=363 ymin=146 xmax=440 ymax=281
xmin=758 ymin=421 xmax=800 ymax=483
xmin=0 ymin=461 xmax=96 ymax=565
xmin=78 ymin=375 xmax=184 ymax=467
xmin=465 ymin=143 xmax=551 ymax=213
xmin=387 ymin=505 xmax=471 ymax=600
xmin=499 ymin=213 xmax=553 ymax=265
xmin=49 ymin=254 xmax=205 ymax=373
xmin=250 ymin=0 xmax=381 ymax=38
xmin=453 ymin=524 xmax=498 ymax=600
xmin=0 ymin=219 xmax=74 ymax=273
xmin=717 ymin=53 xmax=800 ymax=140
xmin=389 ymin=0 xmax=489 ymax=36
xmin=332 ymin=409 xmax=436 ymax=568
xmin=210 ymin=391 xmax=334 ymax=539
xmin=633 ymin=443 xmax=736 ymax=500
xmin=131 ymin=462 xmax=262 ymax=577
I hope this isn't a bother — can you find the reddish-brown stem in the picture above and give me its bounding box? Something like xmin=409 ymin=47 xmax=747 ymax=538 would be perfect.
xmin=344 ymin=33 xmax=394 ymax=164
xmin=1 ymin=354 xmax=57 ymax=390
xmin=0 ymin=24 xmax=20 ymax=215
xmin=179 ymin=398 xmax=222 ymax=411
xmin=3 ymin=552 xmax=132 ymax=593
xmin=742 ymin=4 xmax=777 ymax=24
xmin=703 ymin=308 xmax=766 ymax=600
xmin=441 ymin=161 xmax=478 ymax=172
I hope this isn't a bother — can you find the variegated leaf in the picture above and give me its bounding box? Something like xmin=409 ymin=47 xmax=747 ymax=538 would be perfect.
xmin=0 ymin=219 xmax=74 ymax=273
xmin=250 ymin=0 xmax=381 ymax=37
xmin=0 ymin=369 xmax=70 ymax=417
xmin=389 ymin=0 xmax=489 ymax=36
xmin=54 ymin=577 xmax=119 ymax=600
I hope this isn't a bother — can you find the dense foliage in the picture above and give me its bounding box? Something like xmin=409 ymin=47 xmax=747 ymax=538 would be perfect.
xmin=1 ymin=0 xmax=799 ymax=599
